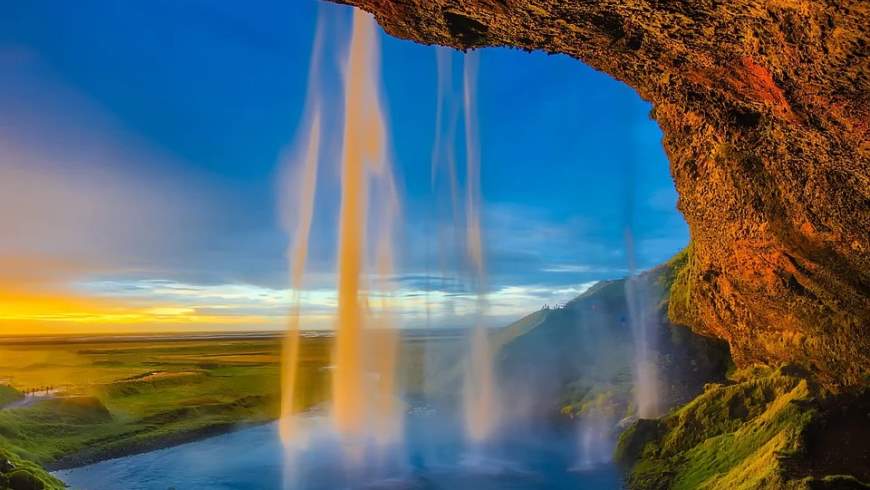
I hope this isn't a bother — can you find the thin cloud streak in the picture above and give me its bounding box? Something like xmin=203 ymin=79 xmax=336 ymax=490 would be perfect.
xmin=0 ymin=277 xmax=600 ymax=334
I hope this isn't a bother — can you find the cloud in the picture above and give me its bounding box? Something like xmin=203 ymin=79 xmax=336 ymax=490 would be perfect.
xmin=541 ymin=264 xmax=629 ymax=274
xmin=0 ymin=275 xmax=597 ymax=334
xmin=0 ymin=284 xmax=275 ymax=335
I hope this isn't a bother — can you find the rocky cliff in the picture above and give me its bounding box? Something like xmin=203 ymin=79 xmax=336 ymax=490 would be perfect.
xmin=331 ymin=0 xmax=870 ymax=390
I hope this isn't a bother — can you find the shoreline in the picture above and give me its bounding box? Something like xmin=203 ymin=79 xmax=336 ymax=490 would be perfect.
xmin=48 ymin=418 xmax=277 ymax=472
xmin=0 ymin=328 xmax=469 ymax=347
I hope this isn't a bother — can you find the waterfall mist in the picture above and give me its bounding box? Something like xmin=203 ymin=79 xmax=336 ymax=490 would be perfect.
xmin=625 ymin=267 xmax=661 ymax=419
xmin=623 ymin=178 xmax=661 ymax=419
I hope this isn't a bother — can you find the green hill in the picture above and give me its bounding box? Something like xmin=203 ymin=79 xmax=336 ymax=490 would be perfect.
xmin=495 ymin=260 xmax=731 ymax=421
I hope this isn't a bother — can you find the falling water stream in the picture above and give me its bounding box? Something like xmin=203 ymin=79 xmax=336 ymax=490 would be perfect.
xmin=460 ymin=51 xmax=500 ymax=445
xmin=278 ymin=16 xmax=324 ymax=448
xmin=428 ymin=47 xmax=501 ymax=445
xmin=332 ymin=7 xmax=375 ymax=440
xmin=624 ymin=176 xmax=660 ymax=419
xmin=280 ymin=8 xmax=402 ymax=457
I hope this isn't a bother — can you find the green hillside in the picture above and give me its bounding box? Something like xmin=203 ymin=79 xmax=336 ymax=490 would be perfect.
xmin=496 ymin=262 xmax=730 ymax=421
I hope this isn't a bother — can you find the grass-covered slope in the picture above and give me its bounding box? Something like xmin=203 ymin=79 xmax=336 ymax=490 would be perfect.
xmin=0 ymin=448 xmax=63 ymax=490
xmin=0 ymin=386 xmax=63 ymax=489
xmin=616 ymin=366 xmax=870 ymax=489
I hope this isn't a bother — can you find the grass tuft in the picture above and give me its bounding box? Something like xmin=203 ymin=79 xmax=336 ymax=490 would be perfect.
xmin=0 ymin=448 xmax=64 ymax=490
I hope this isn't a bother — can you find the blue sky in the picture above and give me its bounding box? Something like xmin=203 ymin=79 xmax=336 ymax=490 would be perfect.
xmin=0 ymin=1 xmax=687 ymax=333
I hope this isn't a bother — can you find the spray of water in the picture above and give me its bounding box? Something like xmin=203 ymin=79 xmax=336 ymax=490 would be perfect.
xmin=366 ymin=155 xmax=402 ymax=448
xmin=461 ymin=51 xmax=500 ymax=444
xmin=282 ymin=9 xmax=501 ymax=471
xmin=280 ymin=9 xmax=401 ymax=463
xmin=622 ymin=121 xmax=661 ymax=419
xmin=624 ymin=231 xmax=660 ymax=418
xmin=574 ymin=407 xmax=615 ymax=470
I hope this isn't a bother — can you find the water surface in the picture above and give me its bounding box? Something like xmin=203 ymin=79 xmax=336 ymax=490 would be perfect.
xmin=57 ymin=413 xmax=622 ymax=489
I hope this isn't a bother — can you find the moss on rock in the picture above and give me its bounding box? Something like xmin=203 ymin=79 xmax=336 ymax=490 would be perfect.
xmin=0 ymin=449 xmax=63 ymax=490
xmin=665 ymin=245 xmax=697 ymax=329
xmin=616 ymin=366 xmax=869 ymax=489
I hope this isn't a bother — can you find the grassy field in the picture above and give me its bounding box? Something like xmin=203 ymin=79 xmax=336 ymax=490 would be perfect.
xmin=0 ymin=335 xmax=308 ymax=471
xmin=0 ymin=330 xmax=466 ymax=475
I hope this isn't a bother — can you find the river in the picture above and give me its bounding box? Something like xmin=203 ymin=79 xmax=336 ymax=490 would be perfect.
xmin=56 ymin=411 xmax=622 ymax=489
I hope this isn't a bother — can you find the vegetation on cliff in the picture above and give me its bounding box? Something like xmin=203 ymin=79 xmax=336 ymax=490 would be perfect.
xmin=615 ymin=366 xmax=870 ymax=489
xmin=497 ymin=247 xmax=869 ymax=489
xmin=0 ymin=449 xmax=63 ymax=490
xmin=615 ymin=249 xmax=869 ymax=489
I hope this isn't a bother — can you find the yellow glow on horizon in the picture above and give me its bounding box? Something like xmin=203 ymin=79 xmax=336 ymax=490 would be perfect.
xmin=144 ymin=306 xmax=197 ymax=316
xmin=0 ymin=288 xmax=272 ymax=335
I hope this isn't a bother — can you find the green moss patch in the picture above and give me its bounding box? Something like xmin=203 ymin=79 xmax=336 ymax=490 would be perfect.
xmin=616 ymin=366 xmax=869 ymax=489
xmin=0 ymin=449 xmax=63 ymax=490
xmin=665 ymin=245 xmax=696 ymax=328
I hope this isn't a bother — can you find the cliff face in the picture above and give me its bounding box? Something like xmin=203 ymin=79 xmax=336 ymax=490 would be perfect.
xmin=331 ymin=0 xmax=870 ymax=389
